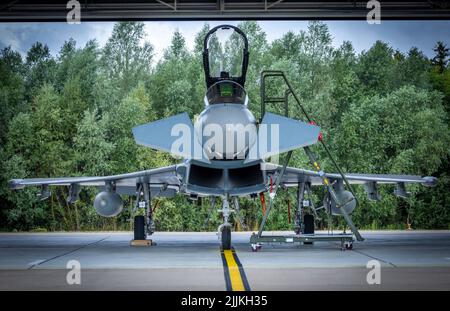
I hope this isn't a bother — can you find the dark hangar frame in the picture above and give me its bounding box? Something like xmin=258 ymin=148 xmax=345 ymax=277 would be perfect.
xmin=0 ymin=0 xmax=450 ymax=21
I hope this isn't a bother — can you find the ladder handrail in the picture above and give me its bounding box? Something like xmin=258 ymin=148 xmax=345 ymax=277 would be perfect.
xmin=260 ymin=70 xmax=358 ymax=199
xmin=259 ymin=70 xmax=364 ymax=241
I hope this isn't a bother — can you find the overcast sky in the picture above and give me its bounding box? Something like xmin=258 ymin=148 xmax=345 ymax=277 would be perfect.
xmin=0 ymin=21 xmax=449 ymax=61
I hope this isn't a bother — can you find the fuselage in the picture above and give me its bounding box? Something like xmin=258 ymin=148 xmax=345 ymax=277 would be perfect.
xmin=195 ymin=103 xmax=257 ymax=161
xmin=182 ymin=81 xmax=267 ymax=198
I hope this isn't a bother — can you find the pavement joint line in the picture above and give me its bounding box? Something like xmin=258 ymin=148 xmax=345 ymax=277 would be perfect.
xmin=27 ymin=235 xmax=111 ymax=270
xmin=352 ymin=249 xmax=397 ymax=268
xmin=27 ymin=259 xmax=46 ymax=268
xmin=330 ymin=241 xmax=397 ymax=267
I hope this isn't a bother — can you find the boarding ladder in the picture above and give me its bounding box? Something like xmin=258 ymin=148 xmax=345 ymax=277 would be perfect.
xmin=250 ymin=71 xmax=363 ymax=250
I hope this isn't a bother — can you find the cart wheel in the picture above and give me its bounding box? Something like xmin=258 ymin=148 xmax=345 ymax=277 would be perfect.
xmin=251 ymin=243 xmax=262 ymax=252
xmin=345 ymin=242 xmax=353 ymax=250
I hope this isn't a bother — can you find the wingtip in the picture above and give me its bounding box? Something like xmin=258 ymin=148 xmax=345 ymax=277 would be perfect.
xmin=422 ymin=176 xmax=438 ymax=187
xmin=9 ymin=179 xmax=25 ymax=190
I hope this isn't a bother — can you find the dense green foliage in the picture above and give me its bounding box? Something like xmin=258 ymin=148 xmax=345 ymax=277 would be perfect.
xmin=0 ymin=22 xmax=449 ymax=232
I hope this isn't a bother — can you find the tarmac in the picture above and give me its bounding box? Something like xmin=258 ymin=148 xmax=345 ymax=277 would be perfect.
xmin=0 ymin=230 xmax=449 ymax=290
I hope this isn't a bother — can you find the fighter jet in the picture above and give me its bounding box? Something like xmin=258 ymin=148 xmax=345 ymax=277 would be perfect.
xmin=9 ymin=25 xmax=437 ymax=250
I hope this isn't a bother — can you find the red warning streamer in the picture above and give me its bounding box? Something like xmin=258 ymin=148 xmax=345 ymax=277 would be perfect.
xmin=287 ymin=199 xmax=291 ymax=224
xmin=259 ymin=192 xmax=266 ymax=215
xmin=309 ymin=121 xmax=323 ymax=141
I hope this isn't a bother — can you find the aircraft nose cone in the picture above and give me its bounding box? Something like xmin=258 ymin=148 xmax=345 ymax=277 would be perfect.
xmin=196 ymin=105 xmax=257 ymax=160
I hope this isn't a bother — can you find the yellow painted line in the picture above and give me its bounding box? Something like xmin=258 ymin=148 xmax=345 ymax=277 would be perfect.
xmin=223 ymin=249 xmax=245 ymax=291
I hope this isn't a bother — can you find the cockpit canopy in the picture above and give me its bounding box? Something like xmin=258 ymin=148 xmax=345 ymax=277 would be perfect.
xmin=203 ymin=25 xmax=249 ymax=89
xmin=205 ymin=81 xmax=248 ymax=106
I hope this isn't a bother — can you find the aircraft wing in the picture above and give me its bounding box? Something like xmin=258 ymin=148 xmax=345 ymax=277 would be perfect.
xmin=246 ymin=113 xmax=320 ymax=163
xmin=132 ymin=112 xmax=209 ymax=163
xmin=263 ymin=163 xmax=437 ymax=198
xmin=279 ymin=167 xmax=437 ymax=186
xmin=9 ymin=165 xmax=181 ymax=196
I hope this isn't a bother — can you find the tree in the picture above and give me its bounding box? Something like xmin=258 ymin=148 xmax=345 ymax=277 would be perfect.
xmin=30 ymin=84 xmax=69 ymax=176
xmin=430 ymin=41 xmax=450 ymax=120
xmin=335 ymin=86 xmax=450 ymax=227
xmin=395 ymin=47 xmax=431 ymax=90
xmin=102 ymin=83 xmax=153 ymax=174
xmin=432 ymin=41 xmax=449 ymax=73
xmin=192 ymin=23 xmax=211 ymax=103
xmin=74 ymin=109 xmax=114 ymax=176
xmin=325 ymin=41 xmax=361 ymax=129
xmin=1 ymin=112 xmax=47 ymax=231
xmin=101 ymin=22 xmax=153 ymax=95
xmin=336 ymin=86 xmax=449 ymax=174
xmin=24 ymin=42 xmax=56 ymax=99
xmin=194 ymin=23 xmax=210 ymax=56
xmin=56 ymin=39 xmax=99 ymax=105
xmin=164 ymin=29 xmax=189 ymax=60
xmin=356 ymin=41 xmax=396 ymax=95
xmin=149 ymin=31 xmax=201 ymax=118
xmin=270 ymin=31 xmax=303 ymax=61
xmin=0 ymin=154 xmax=45 ymax=230
xmin=0 ymin=47 xmax=25 ymax=146
xmin=235 ymin=21 xmax=269 ymax=113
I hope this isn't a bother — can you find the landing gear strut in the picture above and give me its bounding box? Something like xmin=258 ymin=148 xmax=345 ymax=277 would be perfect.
xmin=132 ymin=182 xmax=154 ymax=242
xmin=218 ymin=197 xmax=232 ymax=250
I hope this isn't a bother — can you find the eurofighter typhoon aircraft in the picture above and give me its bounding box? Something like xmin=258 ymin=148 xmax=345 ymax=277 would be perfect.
xmin=10 ymin=25 xmax=437 ymax=250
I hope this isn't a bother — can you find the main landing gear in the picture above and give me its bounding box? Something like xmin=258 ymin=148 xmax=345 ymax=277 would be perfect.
xmin=131 ymin=182 xmax=155 ymax=246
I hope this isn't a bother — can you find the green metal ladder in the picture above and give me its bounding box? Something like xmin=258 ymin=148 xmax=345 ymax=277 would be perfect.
xmin=253 ymin=70 xmax=364 ymax=245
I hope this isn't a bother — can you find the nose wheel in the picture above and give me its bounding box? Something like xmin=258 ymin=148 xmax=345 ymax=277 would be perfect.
xmin=221 ymin=225 xmax=231 ymax=250
xmin=218 ymin=197 xmax=233 ymax=250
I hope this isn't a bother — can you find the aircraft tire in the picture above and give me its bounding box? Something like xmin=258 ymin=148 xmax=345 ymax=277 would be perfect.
xmin=134 ymin=215 xmax=146 ymax=240
xmin=304 ymin=214 xmax=315 ymax=234
xmin=303 ymin=214 xmax=314 ymax=245
xmin=221 ymin=226 xmax=231 ymax=250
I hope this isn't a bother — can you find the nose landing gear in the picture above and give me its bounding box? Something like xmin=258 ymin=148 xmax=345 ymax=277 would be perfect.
xmin=218 ymin=197 xmax=233 ymax=250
